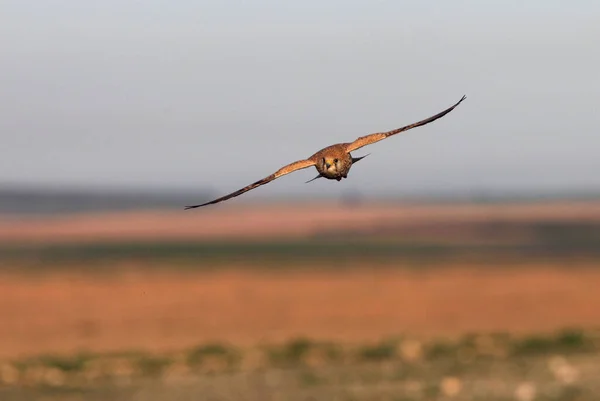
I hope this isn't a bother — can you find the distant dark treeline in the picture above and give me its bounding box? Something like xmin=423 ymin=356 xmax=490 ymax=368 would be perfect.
xmin=0 ymin=187 xmax=213 ymax=215
xmin=1 ymin=186 xmax=599 ymax=215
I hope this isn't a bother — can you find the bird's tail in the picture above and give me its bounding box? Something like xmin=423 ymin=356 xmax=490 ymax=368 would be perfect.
xmin=352 ymin=153 xmax=371 ymax=164
xmin=305 ymin=174 xmax=322 ymax=183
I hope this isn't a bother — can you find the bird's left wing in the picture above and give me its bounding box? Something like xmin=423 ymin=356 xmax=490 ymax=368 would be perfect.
xmin=345 ymin=95 xmax=466 ymax=153
xmin=184 ymin=159 xmax=316 ymax=209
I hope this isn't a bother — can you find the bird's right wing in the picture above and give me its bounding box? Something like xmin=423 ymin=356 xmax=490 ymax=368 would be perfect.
xmin=184 ymin=159 xmax=316 ymax=209
xmin=345 ymin=95 xmax=466 ymax=153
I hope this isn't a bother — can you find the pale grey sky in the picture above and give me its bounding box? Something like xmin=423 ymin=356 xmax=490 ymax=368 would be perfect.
xmin=1 ymin=1 xmax=599 ymax=200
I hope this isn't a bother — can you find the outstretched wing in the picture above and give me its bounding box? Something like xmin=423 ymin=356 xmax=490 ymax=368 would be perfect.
xmin=184 ymin=159 xmax=316 ymax=209
xmin=345 ymin=95 xmax=466 ymax=153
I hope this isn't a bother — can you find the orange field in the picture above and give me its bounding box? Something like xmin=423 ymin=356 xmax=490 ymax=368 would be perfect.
xmin=1 ymin=201 xmax=599 ymax=360
xmin=1 ymin=262 xmax=599 ymax=359
xmin=2 ymin=200 xmax=599 ymax=244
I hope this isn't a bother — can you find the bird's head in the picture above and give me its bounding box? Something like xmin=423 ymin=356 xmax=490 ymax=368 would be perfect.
xmin=323 ymin=157 xmax=340 ymax=173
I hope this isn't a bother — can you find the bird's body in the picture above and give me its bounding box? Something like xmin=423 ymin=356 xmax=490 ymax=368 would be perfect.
xmin=310 ymin=144 xmax=354 ymax=181
xmin=185 ymin=95 xmax=466 ymax=209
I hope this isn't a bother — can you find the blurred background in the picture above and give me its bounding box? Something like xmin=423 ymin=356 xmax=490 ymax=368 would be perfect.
xmin=1 ymin=1 xmax=600 ymax=400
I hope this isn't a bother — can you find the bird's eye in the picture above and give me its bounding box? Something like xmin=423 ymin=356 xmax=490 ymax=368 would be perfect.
xmin=333 ymin=158 xmax=338 ymax=163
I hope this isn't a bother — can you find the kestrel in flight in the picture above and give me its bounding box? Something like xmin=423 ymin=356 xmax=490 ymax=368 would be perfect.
xmin=185 ymin=95 xmax=466 ymax=209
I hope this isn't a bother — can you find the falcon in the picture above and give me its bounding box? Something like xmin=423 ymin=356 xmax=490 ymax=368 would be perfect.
xmin=185 ymin=95 xmax=466 ymax=209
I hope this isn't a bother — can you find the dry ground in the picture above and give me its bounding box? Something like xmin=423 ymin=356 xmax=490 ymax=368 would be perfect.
xmin=1 ymin=262 xmax=599 ymax=359
xmin=2 ymin=201 xmax=600 ymax=244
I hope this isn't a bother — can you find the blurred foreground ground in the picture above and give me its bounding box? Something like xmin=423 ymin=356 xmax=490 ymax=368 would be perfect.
xmin=1 ymin=265 xmax=600 ymax=359
xmin=0 ymin=200 xmax=599 ymax=400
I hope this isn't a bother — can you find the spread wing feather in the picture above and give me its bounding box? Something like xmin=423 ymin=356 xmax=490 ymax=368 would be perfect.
xmin=345 ymin=95 xmax=466 ymax=153
xmin=184 ymin=159 xmax=315 ymax=209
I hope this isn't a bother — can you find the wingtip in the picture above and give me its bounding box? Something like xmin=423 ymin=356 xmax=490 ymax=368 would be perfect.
xmin=452 ymin=95 xmax=467 ymax=109
xmin=184 ymin=200 xmax=215 ymax=210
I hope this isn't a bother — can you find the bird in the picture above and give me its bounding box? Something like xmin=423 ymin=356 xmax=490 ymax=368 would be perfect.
xmin=185 ymin=95 xmax=466 ymax=209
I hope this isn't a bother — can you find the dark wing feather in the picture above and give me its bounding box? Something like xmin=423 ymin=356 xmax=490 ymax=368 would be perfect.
xmin=345 ymin=95 xmax=466 ymax=153
xmin=184 ymin=159 xmax=315 ymax=209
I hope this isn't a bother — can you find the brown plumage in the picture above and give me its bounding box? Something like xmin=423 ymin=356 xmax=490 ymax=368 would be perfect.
xmin=185 ymin=95 xmax=466 ymax=209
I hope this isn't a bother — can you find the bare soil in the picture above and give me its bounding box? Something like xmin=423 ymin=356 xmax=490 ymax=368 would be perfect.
xmin=1 ymin=262 xmax=599 ymax=359
xmin=2 ymin=201 xmax=599 ymax=244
